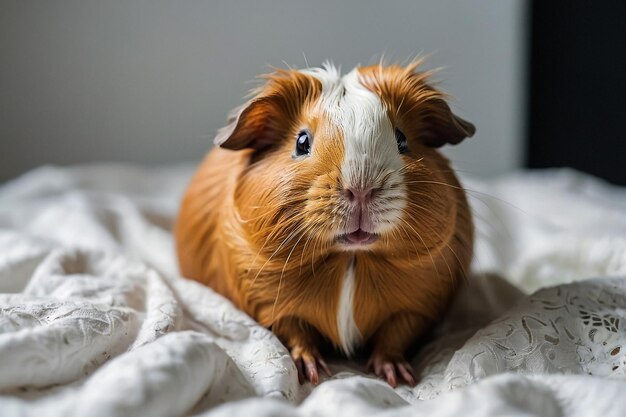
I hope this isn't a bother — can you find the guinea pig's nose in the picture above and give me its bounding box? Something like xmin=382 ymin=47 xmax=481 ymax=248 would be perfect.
xmin=343 ymin=186 xmax=379 ymax=204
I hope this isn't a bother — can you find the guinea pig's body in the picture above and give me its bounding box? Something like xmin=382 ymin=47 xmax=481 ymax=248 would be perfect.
xmin=176 ymin=62 xmax=474 ymax=387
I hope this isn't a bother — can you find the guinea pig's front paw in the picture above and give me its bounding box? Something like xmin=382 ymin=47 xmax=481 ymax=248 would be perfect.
xmin=367 ymin=352 xmax=417 ymax=388
xmin=290 ymin=344 xmax=332 ymax=385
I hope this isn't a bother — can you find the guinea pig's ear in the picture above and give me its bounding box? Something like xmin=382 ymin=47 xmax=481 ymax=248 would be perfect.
xmin=418 ymin=97 xmax=476 ymax=148
xmin=214 ymin=97 xmax=282 ymax=151
xmin=215 ymin=70 xmax=322 ymax=151
xmin=358 ymin=62 xmax=475 ymax=148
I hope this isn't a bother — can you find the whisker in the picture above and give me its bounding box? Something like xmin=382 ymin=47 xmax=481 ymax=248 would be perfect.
xmin=400 ymin=206 xmax=465 ymax=282
xmin=271 ymin=228 xmax=309 ymax=321
xmin=398 ymin=216 xmax=440 ymax=278
xmin=249 ymin=223 xmax=307 ymax=290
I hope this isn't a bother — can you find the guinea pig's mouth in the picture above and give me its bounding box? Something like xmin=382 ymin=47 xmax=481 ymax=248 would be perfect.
xmin=336 ymin=229 xmax=379 ymax=246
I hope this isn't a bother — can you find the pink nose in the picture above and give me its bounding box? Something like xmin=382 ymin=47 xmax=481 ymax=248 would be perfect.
xmin=343 ymin=187 xmax=377 ymax=204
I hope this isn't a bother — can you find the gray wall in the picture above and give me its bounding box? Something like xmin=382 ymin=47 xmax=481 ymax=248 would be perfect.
xmin=0 ymin=0 xmax=526 ymax=181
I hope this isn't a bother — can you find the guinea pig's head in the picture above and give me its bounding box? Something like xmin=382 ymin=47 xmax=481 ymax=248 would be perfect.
xmin=216 ymin=61 xmax=474 ymax=261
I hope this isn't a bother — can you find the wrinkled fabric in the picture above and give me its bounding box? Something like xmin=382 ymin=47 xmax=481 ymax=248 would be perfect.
xmin=0 ymin=164 xmax=625 ymax=417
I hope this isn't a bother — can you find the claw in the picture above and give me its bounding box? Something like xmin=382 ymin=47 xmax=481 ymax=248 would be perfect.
xmin=397 ymin=362 xmax=416 ymax=386
xmin=291 ymin=345 xmax=332 ymax=385
xmin=318 ymin=357 xmax=332 ymax=377
xmin=368 ymin=353 xmax=417 ymax=387
xmin=383 ymin=363 xmax=397 ymax=387
xmin=304 ymin=358 xmax=319 ymax=384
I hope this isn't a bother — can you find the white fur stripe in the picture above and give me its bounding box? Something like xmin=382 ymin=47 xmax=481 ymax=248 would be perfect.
xmin=337 ymin=258 xmax=362 ymax=356
xmin=305 ymin=64 xmax=406 ymax=235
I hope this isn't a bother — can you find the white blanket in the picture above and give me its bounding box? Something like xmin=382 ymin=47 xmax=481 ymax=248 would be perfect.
xmin=1 ymin=164 xmax=625 ymax=417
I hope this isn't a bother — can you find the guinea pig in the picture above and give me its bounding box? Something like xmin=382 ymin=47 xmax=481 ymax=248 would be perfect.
xmin=175 ymin=60 xmax=475 ymax=387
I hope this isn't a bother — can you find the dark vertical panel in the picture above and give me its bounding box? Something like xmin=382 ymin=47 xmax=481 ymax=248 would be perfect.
xmin=528 ymin=1 xmax=626 ymax=184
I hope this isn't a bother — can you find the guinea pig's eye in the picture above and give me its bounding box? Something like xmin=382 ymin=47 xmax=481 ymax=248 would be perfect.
xmin=395 ymin=128 xmax=409 ymax=154
xmin=294 ymin=130 xmax=312 ymax=157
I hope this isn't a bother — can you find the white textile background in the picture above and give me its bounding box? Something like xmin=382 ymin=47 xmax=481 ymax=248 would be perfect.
xmin=0 ymin=164 xmax=625 ymax=416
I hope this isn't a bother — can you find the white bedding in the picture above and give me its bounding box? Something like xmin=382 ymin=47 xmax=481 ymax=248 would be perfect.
xmin=1 ymin=164 xmax=625 ymax=417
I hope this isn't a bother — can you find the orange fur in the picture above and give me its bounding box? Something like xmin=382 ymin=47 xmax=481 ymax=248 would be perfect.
xmin=175 ymin=62 xmax=474 ymax=385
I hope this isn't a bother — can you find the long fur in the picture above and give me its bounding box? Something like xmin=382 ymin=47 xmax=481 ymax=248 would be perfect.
xmin=175 ymin=61 xmax=474 ymax=360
